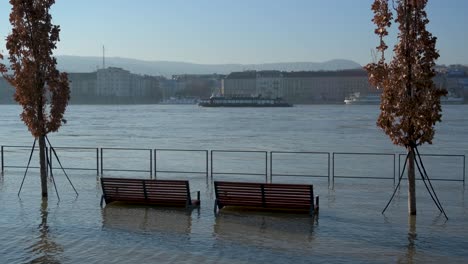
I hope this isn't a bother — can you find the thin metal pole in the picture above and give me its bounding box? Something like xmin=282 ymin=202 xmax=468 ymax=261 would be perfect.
xmin=382 ymin=152 xmax=410 ymax=214
xmin=332 ymin=153 xmax=335 ymax=186
xmin=46 ymin=147 xmax=51 ymax=177
xmin=96 ymin=148 xmax=99 ymax=176
xmin=270 ymin=152 xmax=273 ymax=183
xmin=18 ymin=139 xmax=37 ymax=196
xmin=463 ymin=155 xmax=466 ymax=186
xmin=48 ymin=147 xmax=52 ymax=177
xmin=393 ymin=154 xmax=396 ymax=185
xmin=328 ymin=153 xmax=331 ymax=187
xmin=149 ymin=149 xmax=153 ymax=178
xmin=414 ymin=147 xmax=448 ymax=220
xmin=46 ymin=136 xmax=79 ymax=197
xmin=265 ymin=152 xmax=268 ymax=183
xmin=1 ymin=146 xmax=4 ymax=173
xmin=153 ymin=149 xmax=157 ymax=179
xmin=205 ymin=150 xmax=209 ymax=179
xmin=398 ymin=154 xmax=401 ymax=185
xmin=210 ymin=150 xmax=213 ymax=179
xmin=100 ymin=148 xmax=103 ymax=176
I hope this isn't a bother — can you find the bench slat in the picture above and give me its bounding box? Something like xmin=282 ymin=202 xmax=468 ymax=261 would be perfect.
xmin=214 ymin=181 xmax=317 ymax=215
xmin=101 ymin=177 xmax=199 ymax=208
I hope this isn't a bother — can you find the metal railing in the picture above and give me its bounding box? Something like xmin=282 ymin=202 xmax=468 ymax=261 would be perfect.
xmin=100 ymin=148 xmax=153 ymax=176
xmin=332 ymin=152 xmax=396 ymax=185
xmin=49 ymin=147 xmax=99 ymax=175
xmin=270 ymin=151 xmax=330 ymax=185
xmin=398 ymin=153 xmax=466 ymax=184
xmin=211 ymin=150 xmax=268 ymax=182
xmin=1 ymin=145 xmax=45 ymax=172
xmin=154 ymin=149 xmax=208 ymax=178
xmin=1 ymin=144 xmax=465 ymax=187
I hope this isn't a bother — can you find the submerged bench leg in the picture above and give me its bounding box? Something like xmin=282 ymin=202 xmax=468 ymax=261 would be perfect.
xmin=100 ymin=195 xmax=105 ymax=207
xmin=213 ymin=199 xmax=218 ymax=215
xmin=315 ymin=196 xmax=319 ymax=213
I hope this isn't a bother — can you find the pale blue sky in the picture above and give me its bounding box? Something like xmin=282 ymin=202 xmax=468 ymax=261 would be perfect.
xmin=0 ymin=0 xmax=466 ymax=65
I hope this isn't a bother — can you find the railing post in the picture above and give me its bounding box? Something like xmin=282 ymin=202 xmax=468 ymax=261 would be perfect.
xmin=270 ymin=151 xmax=273 ymax=183
xmin=210 ymin=150 xmax=213 ymax=179
xmin=328 ymin=152 xmax=331 ymax=187
xmin=100 ymin=148 xmax=103 ymax=176
xmin=205 ymin=150 xmax=209 ymax=179
xmin=1 ymin=146 xmax=4 ymax=174
xmin=265 ymin=151 xmax=268 ymax=183
xmin=96 ymin=148 xmax=99 ymax=176
xmin=149 ymin=149 xmax=153 ymax=178
xmin=332 ymin=152 xmax=335 ymax=186
xmin=154 ymin=149 xmax=157 ymax=179
xmin=464 ymin=155 xmax=466 ymax=186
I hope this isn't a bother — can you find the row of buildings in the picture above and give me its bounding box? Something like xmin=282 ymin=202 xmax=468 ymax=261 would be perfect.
xmin=221 ymin=69 xmax=375 ymax=103
xmin=1 ymin=66 xmax=467 ymax=104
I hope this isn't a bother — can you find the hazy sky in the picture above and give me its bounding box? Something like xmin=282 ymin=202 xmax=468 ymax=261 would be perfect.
xmin=0 ymin=0 xmax=467 ymax=65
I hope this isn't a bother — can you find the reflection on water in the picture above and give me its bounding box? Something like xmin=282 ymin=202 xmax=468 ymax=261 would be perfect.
xmin=405 ymin=216 xmax=417 ymax=264
xmin=214 ymin=212 xmax=315 ymax=251
xmin=28 ymin=199 xmax=63 ymax=264
xmin=0 ymin=105 xmax=468 ymax=263
xmin=102 ymin=204 xmax=194 ymax=234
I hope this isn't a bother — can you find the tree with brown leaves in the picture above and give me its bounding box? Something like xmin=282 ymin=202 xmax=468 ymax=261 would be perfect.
xmin=0 ymin=0 xmax=70 ymax=198
xmin=365 ymin=0 xmax=447 ymax=215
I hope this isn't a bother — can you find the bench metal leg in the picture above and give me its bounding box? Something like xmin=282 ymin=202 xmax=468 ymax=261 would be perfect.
xmin=315 ymin=196 xmax=320 ymax=213
xmin=100 ymin=195 xmax=105 ymax=207
xmin=214 ymin=199 xmax=218 ymax=215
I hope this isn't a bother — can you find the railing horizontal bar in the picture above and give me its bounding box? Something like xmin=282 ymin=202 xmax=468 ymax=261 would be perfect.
xmin=334 ymin=152 xmax=395 ymax=156
xmin=52 ymin=167 xmax=96 ymax=171
xmin=398 ymin=153 xmax=465 ymax=158
xmin=4 ymin=165 xmax=40 ymax=169
xmin=155 ymin=170 xmax=206 ymax=174
xmin=271 ymin=151 xmax=329 ymax=155
xmin=155 ymin=149 xmax=207 ymax=152
xmin=334 ymin=176 xmax=394 ymax=179
xmin=1 ymin=145 xmax=41 ymax=148
xmin=101 ymin=148 xmax=151 ymax=151
xmin=102 ymin=169 xmax=150 ymax=172
xmin=212 ymin=172 xmax=265 ymax=176
xmin=415 ymin=178 xmax=463 ymax=182
xmin=272 ymin=174 xmax=329 ymax=178
xmin=51 ymin=147 xmax=98 ymax=150
xmin=212 ymin=150 xmax=266 ymax=153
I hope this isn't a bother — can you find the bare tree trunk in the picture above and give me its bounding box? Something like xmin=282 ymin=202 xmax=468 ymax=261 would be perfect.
xmin=407 ymin=147 xmax=416 ymax=215
xmin=39 ymin=135 xmax=48 ymax=198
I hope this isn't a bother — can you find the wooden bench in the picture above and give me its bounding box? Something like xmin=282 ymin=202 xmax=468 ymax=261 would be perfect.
xmin=100 ymin=177 xmax=200 ymax=208
xmin=214 ymin=181 xmax=319 ymax=215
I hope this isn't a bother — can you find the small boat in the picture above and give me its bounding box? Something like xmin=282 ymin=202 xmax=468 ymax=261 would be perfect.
xmin=344 ymin=92 xmax=380 ymax=105
xmin=198 ymin=95 xmax=292 ymax=107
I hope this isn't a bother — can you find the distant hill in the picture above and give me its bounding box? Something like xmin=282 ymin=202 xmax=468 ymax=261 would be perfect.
xmin=55 ymin=56 xmax=362 ymax=77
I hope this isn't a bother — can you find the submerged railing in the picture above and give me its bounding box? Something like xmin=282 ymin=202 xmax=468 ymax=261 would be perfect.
xmin=100 ymin=148 xmax=153 ymax=176
xmin=1 ymin=144 xmax=465 ymax=186
xmin=50 ymin=147 xmax=99 ymax=175
xmin=270 ymin=151 xmax=330 ymax=184
xmin=211 ymin=150 xmax=268 ymax=182
xmin=154 ymin=149 xmax=208 ymax=178
xmin=398 ymin=153 xmax=465 ymax=184
xmin=332 ymin=152 xmax=396 ymax=185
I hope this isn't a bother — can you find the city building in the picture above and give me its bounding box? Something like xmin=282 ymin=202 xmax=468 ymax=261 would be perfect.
xmin=222 ymin=69 xmax=372 ymax=103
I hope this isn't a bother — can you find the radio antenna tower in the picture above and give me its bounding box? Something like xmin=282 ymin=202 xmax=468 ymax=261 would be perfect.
xmin=102 ymin=45 xmax=106 ymax=69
